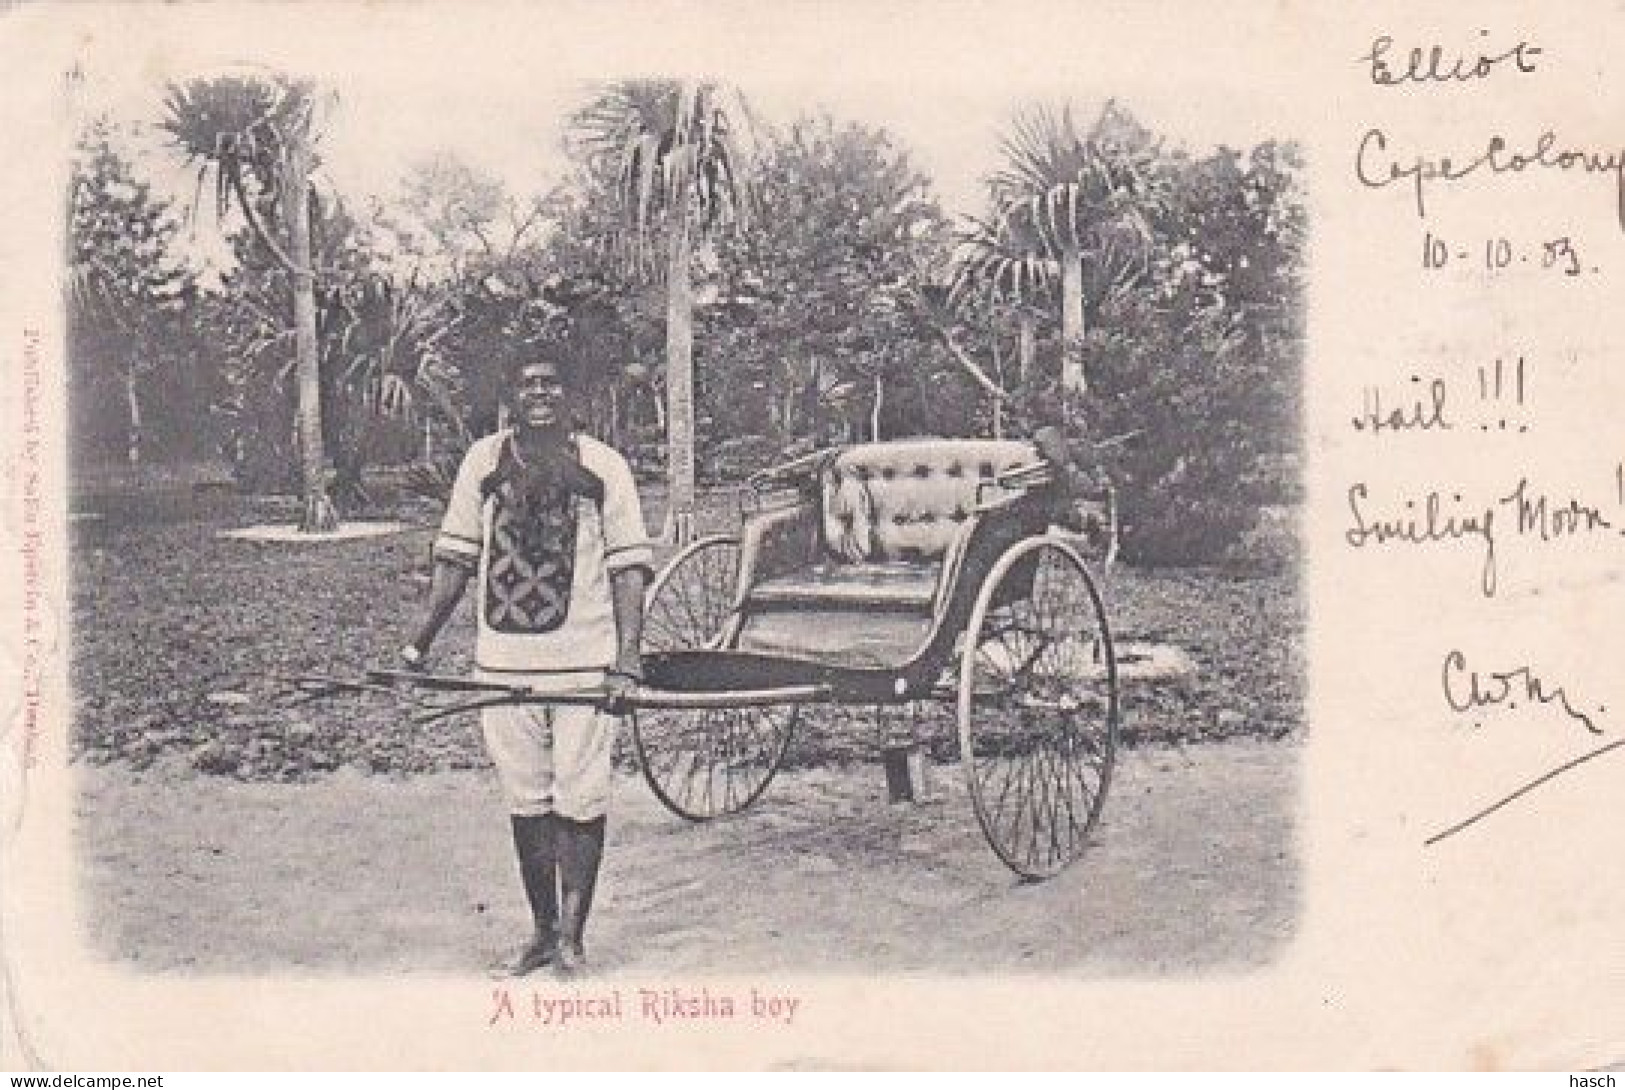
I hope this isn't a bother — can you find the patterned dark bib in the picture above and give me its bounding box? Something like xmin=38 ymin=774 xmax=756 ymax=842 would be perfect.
xmin=484 ymin=478 xmax=580 ymax=634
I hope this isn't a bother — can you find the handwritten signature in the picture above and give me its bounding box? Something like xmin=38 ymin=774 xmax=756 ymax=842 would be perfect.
xmin=1441 ymin=649 xmax=1602 ymax=733
xmin=1427 ymin=650 xmax=1614 ymax=846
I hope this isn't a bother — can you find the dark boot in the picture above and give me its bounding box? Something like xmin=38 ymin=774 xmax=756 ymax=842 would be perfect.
xmin=555 ymin=815 xmax=607 ymax=973
xmin=508 ymin=814 xmax=560 ymax=975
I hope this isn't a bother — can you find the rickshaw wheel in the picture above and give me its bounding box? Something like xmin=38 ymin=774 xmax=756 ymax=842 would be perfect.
xmin=637 ymin=535 xmax=794 ymax=819
xmin=641 ymin=535 xmax=740 ymax=652
xmin=956 ymin=536 xmax=1118 ymax=880
xmin=631 ymin=704 xmax=799 ymax=821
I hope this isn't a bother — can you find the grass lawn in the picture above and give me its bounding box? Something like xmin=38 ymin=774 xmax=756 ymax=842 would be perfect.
xmin=69 ymin=473 xmax=1303 ymax=781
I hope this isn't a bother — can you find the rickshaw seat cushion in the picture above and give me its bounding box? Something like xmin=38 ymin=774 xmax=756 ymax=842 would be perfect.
xmin=749 ymin=560 xmax=941 ymax=610
xmin=819 ymin=439 xmax=1035 ymax=563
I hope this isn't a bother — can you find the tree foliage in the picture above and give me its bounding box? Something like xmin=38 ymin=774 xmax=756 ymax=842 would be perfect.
xmin=81 ymin=81 xmax=1303 ymax=567
xmin=211 ymin=193 xmax=465 ymax=501
xmin=1050 ymin=139 xmax=1306 ymax=565
xmin=161 ymin=73 xmax=340 ymax=530
xmin=706 ymin=116 xmax=970 ymax=460
xmin=68 ymin=120 xmax=206 ymax=465
xmin=572 ymin=79 xmax=757 ymax=539
xmin=573 ymin=80 xmax=756 ymax=271
xmin=986 ymin=102 xmax=1165 ymax=396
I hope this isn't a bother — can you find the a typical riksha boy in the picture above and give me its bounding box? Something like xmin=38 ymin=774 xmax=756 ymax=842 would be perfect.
xmin=401 ymin=341 xmax=654 ymax=976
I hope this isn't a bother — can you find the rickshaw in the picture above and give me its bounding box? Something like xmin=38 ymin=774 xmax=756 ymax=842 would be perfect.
xmin=306 ymin=429 xmax=1119 ymax=880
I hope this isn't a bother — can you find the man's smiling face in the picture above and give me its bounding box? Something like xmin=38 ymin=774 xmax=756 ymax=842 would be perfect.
xmin=514 ymin=359 xmax=568 ymax=433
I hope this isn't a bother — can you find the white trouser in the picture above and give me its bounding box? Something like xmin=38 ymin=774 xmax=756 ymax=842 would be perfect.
xmin=477 ymin=670 xmax=616 ymax=820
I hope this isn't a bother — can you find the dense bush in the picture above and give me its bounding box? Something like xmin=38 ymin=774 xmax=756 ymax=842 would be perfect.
xmin=1002 ymin=140 xmax=1305 ymax=566
xmin=1084 ymin=301 xmax=1299 ymax=566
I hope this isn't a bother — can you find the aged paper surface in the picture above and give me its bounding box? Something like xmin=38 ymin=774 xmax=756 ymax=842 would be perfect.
xmin=2 ymin=0 xmax=1622 ymax=1071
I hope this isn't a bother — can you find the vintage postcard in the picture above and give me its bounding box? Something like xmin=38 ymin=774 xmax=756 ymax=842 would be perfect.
xmin=1 ymin=0 xmax=1621 ymax=1071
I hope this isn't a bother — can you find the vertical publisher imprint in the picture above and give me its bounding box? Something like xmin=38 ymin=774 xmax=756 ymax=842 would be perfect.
xmin=19 ymin=327 xmax=44 ymax=770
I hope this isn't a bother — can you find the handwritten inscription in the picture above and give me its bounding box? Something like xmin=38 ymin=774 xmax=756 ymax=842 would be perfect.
xmin=1351 ymin=28 xmax=1621 ymax=845
xmin=1442 ymin=650 xmax=1603 ymax=734
xmin=1352 ymin=377 xmax=1452 ymax=435
xmin=1345 ymin=484 xmax=1498 ymax=593
xmin=1355 ymin=129 xmax=1625 ymax=229
xmin=1360 ymin=31 xmax=1543 ymax=87
xmin=1421 ymin=232 xmax=1596 ymax=276
xmin=1344 ymin=472 xmax=1621 ymax=597
xmin=1352 ymin=358 xmax=1531 ymax=437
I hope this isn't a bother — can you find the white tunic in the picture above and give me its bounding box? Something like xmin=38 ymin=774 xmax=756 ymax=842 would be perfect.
xmin=432 ymin=430 xmax=653 ymax=676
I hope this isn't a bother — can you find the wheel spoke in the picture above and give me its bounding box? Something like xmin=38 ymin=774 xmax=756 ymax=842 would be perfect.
xmin=1044 ymin=736 xmax=1071 ymax=866
xmin=988 ymin=735 xmax=1024 ymax=833
xmin=636 ymin=538 xmax=794 ymax=821
xmin=960 ymin=540 xmax=1117 ymax=879
xmin=1058 ymin=734 xmax=1099 ymax=833
xmin=1026 ymin=727 xmax=1053 ymax=869
xmin=666 ymin=572 xmax=709 ymax=641
xmin=635 ymin=701 xmax=795 ymax=821
xmin=702 ymin=709 xmax=722 ymax=815
xmin=1025 ymin=728 xmax=1051 ymax=870
xmin=721 ymin=711 xmax=742 ymax=813
xmin=1054 ymin=741 xmax=1082 ymax=861
xmin=645 ymin=538 xmax=739 ymax=652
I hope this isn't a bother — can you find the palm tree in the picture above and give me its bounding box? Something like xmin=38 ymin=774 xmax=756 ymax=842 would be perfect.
xmin=325 ymin=270 xmax=466 ymax=504
xmin=948 ymin=210 xmax=1055 ymax=393
xmin=990 ymin=101 xmax=1162 ymax=399
xmin=575 ymin=79 xmax=754 ymax=544
xmin=161 ymin=73 xmax=338 ymax=532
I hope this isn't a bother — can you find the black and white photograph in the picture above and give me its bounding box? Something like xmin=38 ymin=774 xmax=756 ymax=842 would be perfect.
xmin=3 ymin=0 xmax=1622 ymax=1073
xmin=61 ymin=52 xmax=1306 ymax=980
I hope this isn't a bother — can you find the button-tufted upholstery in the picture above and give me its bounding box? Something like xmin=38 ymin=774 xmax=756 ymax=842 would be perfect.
xmin=731 ymin=437 xmax=1112 ymax=667
xmin=739 ymin=439 xmax=1043 ymax=619
xmin=819 ymin=439 xmax=1035 ymax=563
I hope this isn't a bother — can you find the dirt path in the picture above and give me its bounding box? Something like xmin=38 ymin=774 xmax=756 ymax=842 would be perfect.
xmin=75 ymin=739 xmax=1300 ymax=977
